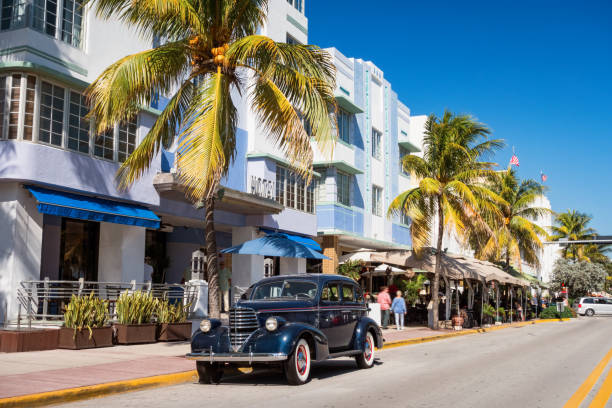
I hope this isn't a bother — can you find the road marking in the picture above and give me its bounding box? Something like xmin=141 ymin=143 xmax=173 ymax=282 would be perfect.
xmin=564 ymin=347 xmax=612 ymax=408
xmin=588 ymin=364 xmax=612 ymax=408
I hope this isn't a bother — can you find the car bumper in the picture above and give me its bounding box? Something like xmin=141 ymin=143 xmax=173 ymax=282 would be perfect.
xmin=186 ymin=351 xmax=288 ymax=363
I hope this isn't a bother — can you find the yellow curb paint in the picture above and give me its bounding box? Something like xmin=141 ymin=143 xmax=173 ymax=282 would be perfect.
xmin=0 ymin=370 xmax=197 ymax=408
xmin=588 ymin=362 xmax=612 ymax=408
xmin=564 ymin=347 xmax=612 ymax=408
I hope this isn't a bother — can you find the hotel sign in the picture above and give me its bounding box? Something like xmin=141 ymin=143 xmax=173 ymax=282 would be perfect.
xmin=250 ymin=175 xmax=275 ymax=200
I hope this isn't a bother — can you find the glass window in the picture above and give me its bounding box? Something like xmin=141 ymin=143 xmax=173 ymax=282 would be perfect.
xmin=286 ymin=171 xmax=296 ymax=208
xmin=59 ymin=218 xmax=99 ymax=281
xmin=61 ymin=0 xmax=83 ymax=47
xmin=94 ymin=128 xmax=114 ymax=160
xmin=251 ymin=280 xmax=318 ymax=300
xmin=276 ymin=166 xmax=286 ymax=205
xmin=68 ymin=91 xmax=89 ymax=153
xmin=0 ymin=75 xmax=6 ymax=138
xmin=337 ymin=108 xmax=350 ymax=144
xmin=286 ymin=33 xmax=300 ymax=45
xmin=32 ymin=0 xmax=57 ymax=36
xmin=372 ymin=185 xmax=382 ymax=216
xmin=583 ymin=298 xmax=593 ymax=304
xmin=118 ymin=118 xmax=137 ymax=162
xmin=400 ymin=211 xmax=410 ymax=226
xmin=336 ymin=171 xmax=350 ymax=206
xmin=22 ymin=75 xmax=35 ymax=141
xmin=275 ymin=165 xmax=315 ymax=214
xmin=355 ymin=286 xmax=364 ymax=303
xmin=399 ymin=146 xmax=410 ymax=177
xmin=341 ymin=285 xmax=355 ymax=302
xmin=371 ymin=128 xmax=382 ymax=160
xmin=306 ymin=181 xmax=315 ymax=213
xmin=297 ymin=179 xmax=305 ymax=211
xmin=286 ymin=0 xmax=302 ymax=13
xmin=8 ymin=74 xmax=21 ymax=139
xmin=0 ymin=0 xmax=27 ymax=30
xmin=321 ymin=283 xmax=339 ymax=302
xmin=39 ymin=81 xmax=65 ymax=146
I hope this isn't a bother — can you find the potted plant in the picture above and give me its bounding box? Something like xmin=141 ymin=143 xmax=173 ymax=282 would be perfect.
xmin=482 ymin=304 xmax=496 ymax=328
xmin=156 ymin=300 xmax=192 ymax=341
xmin=58 ymin=292 xmax=113 ymax=349
xmin=114 ymin=290 xmax=157 ymax=344
xmin=0 ymin=328 xmax=59 ymax=353
xmin=496 ymin=307 xmax=506 ymax=325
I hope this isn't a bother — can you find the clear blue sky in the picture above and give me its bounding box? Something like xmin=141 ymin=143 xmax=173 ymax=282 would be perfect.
xmin=307 ymin=0 xmax=612 ymax=233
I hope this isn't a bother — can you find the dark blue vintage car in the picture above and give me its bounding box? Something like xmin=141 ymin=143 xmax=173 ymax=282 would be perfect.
xmin=187 ymin=274 xmax=383 ymax=385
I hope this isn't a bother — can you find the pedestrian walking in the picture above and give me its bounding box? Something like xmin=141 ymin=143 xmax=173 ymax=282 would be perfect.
xmin=391 ymin=290 xmax=406 ymax=330
xmin=377 ymin=286 xmax=392 ymax=329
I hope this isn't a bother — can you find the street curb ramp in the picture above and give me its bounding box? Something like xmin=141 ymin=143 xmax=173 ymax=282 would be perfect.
xmin=0 ymin=318 xmax=571 ymax=407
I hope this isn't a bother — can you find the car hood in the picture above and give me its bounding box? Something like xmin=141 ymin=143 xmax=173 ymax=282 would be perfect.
xmin=234 ymin=299 xmax=316 ymax=312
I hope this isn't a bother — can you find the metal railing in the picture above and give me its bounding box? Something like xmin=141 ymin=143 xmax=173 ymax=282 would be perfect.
xmin=14 ymin=278 xmax=200 ymax=328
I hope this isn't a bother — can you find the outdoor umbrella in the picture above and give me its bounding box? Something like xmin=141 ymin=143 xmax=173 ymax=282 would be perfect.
xmin=338 ymin=250 xmax=379 ymax=264
xmin=221 ymin=233 xmax=330 ymax=260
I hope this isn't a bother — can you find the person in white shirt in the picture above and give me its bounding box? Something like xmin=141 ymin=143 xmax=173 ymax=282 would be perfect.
xmin=144 ymin=256 xmax=154 ymax=283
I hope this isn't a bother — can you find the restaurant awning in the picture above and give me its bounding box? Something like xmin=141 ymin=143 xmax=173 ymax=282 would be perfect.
xmin=260 ymin=228 xmax=321 ymax=251
xmin=220 ymin=233 xmax=330 ymax=260
xmin=26 ymin=185 xmax=160 ymax=229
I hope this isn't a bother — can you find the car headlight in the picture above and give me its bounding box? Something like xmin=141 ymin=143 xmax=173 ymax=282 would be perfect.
xmin=200 ymin=319 xmax=212 ymax=333
xmin=265 ymin=317 xmax=278 ymax=332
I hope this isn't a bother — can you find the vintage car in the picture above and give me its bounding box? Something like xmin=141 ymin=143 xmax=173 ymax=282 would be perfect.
xmin=187 ymin=274 xmax=383 ymax=385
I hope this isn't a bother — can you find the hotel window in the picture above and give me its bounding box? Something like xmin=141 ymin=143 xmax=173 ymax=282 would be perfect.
xmin=39 ymin=81 xmax=65 ymax=146
xmin=371 ymin=128 xmax=382 ymax=160
xmin=61 ymin=0 xmax=83 ymax=47
xmin=0 ymin=0 xmax=26 ymax=30
xmin=372 ymin=185 xmax=382 ymax=216
xmin=8 ymin=74 xmax=21 ymax=139
xmin=286 ymin=0 xmax=303 ymax=13
xmin=94 ymin=128 xmax=114 ymax=160
xmin=336 ymin=171 xmax=350 ymax=206
xmin=337 ymin=108 xmax=350 ymax=144
xmin=22 ymin=75 xmax=36 ymax=141
xmin=68 ymin=91 xmax=89 ymax=153
xmin=32 ymin=0 xmax=57 ymax=36
xmin=275 ymin=165 xmax=315 ymax=214
xmin=399 ymin=146 xmax=410 ymax=177
xmin=400 ymin=211 xmax=410 ymax=226
xmin=0 ymin=76 xmax=5 ymax=138
xmin=286 ymin=33 xmax=300 ymax=45
xmin=118 ymin=118 xmax=137 ymax=162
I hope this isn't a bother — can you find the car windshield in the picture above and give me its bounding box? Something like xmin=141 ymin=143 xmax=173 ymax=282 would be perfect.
xmin=251 ymin=280 xmax=318 ymax=300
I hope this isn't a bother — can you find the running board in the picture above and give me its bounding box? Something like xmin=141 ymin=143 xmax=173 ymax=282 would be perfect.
xmin=327 ymin=350 xmax=362 ymax=359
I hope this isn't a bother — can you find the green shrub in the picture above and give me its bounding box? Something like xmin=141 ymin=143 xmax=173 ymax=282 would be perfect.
xmin=64 ymin=291 xmax=109 ymax=338
xmin=116 ymin=290 xmax=156 ymax=325
xmin=539 ymin=307 xmax=559 ymax=319
xmin=157 ymin=300 xmax=190 ymax=324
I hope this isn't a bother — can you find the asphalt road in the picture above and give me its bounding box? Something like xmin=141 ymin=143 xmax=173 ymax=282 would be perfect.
xmin=58 ymin=317 xmax=612 ymax=408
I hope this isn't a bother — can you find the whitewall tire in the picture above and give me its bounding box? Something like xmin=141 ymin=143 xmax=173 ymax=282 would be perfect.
xmin=285 ymin=338 xmax=311 ymax=385
xmin=355 ymin=331 xmax=375 ymax=369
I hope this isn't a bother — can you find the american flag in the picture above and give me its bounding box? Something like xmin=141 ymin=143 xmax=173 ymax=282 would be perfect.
xmin=510 ymin=155 xmax=520 ymax=167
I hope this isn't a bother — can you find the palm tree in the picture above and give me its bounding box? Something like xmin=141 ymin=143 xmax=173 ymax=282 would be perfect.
xmin=475 ymin=167 xmax=550 ymax=270
xmin=388 ymin=110 xmax=504 ymax=329
xmin=551 ymin=210 xmax=596 ymax=260
xmin=85 ymin=0 xmax=337 ymax=317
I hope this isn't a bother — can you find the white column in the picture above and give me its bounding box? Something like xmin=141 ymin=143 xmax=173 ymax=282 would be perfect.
xmin=98 ymin=223 xmax=146 ymax=283
xmin=279 ymin=258 xmax=306 ymax=275
xmin=231 ymin=226 xmax=264 ymax=287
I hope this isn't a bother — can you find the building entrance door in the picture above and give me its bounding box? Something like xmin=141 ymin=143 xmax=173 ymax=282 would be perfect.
xmin=59 ymin=218 xmax=99 ymax=281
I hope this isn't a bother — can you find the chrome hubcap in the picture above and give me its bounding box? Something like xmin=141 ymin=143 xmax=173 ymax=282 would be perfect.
xmin=297 ymin=345 xmax=308 ymax=375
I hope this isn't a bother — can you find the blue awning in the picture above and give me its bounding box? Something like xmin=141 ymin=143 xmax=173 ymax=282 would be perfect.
xmin=260 ymin=228 xmax=321 ymax=251
xmin=221 ymin=233 xmax=329 ymax=260
xmin=26 ymin=185 xmax=160 ymax=229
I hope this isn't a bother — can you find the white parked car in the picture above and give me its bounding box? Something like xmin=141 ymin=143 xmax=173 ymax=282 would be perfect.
xmin=575 ymin=297 xmax=612 ymax=316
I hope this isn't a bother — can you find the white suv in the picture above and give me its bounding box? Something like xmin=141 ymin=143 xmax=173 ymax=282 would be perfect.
xmin=575 ymin=297 xmax=612 ymax=316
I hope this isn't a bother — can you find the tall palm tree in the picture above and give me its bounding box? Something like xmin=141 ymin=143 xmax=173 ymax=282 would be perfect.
xmin=551 ymin=210 xmax=596 ymax=260
xmin=475 ymin=167 xmax=550 ymax=270
xmin=85 ymin=0 xmax=337 ymax=317
xmin=388 ymin=110 xmax=504 ymax=329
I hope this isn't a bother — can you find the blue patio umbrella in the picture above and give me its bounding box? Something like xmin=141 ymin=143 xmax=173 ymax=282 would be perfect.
xmin=220 ymin=233 xmax=330 ymax=260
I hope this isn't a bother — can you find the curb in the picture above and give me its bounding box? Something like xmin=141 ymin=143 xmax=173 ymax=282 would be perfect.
xmin=0 ymin=318 xmax=572 ymax=407
xmin=0 ymin=370 xmax=197 ymax=408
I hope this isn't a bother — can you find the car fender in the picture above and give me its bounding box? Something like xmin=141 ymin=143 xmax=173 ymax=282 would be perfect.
xmin=190 ymin=322 xmax=231 ymax=354
xmin=352 ymin=316 xmax=383 ymax=351
xmin=242 ymin=322 xmax=329 ymax=362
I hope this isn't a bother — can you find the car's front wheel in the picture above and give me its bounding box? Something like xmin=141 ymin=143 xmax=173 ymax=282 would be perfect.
xmin=284 ymin=338 xmax=311 ymax=385
xmin=197 ymin=362 xmax=223 ymax=384
xmin=355 ymin=331 xmax=375 ymax=369
xmin=585 ymin=308 xmax=595 ymax=317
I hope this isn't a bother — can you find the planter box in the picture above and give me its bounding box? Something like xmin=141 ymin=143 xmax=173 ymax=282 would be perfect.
xmin=0 ymin=329 xmax=59 ymax=353
xmin=58 ymin=326 xmax=113 ymax=350
xmin=114 ymin=323 xmax=157 ymax=344
xmin=157 ymin=322 xmax=192 ymax=341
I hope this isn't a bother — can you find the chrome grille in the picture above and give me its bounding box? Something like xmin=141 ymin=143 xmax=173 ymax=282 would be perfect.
xmin=229 ymin=307 xmax=259 ymax=350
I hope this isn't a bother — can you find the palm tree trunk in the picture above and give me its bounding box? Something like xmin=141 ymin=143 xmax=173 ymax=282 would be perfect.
xmin=205 ymin=196 xmax=220 ymax=318
xmin=505 ymin=250 xmax=510 ymax=271
xmin=431 ymin=197 xmax=444 ymax=330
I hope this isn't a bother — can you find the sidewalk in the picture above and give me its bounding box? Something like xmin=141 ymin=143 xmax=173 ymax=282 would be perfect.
xmin=0 ymin=320 xmax=568 ymax=405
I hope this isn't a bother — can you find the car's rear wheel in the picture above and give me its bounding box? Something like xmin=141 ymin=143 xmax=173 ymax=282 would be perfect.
xmin=585 ymin=308 xmax=595 ymax=317
xmin=197 ymin=362 xmax=223 ymax=384
xmin=284 ymin=338 xmax=311 ymax=385
xmin=355 ymin=331 xmax=375 ymax=369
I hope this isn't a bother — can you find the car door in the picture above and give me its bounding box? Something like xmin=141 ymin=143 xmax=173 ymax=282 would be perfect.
xmin=605 ymin=299 xmax=612 ymax=315
xmin=318 ymin=282 xmax=345 ymax=350
xmin=339 ymin=283 xmax=360 ymax=349
xmin=598 ymin=298 xmax=612 ymax=315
